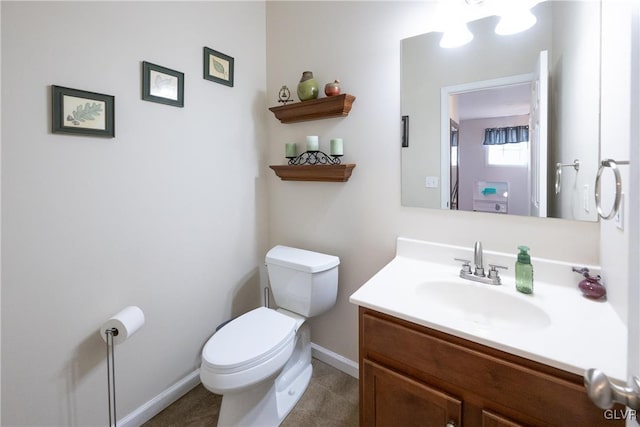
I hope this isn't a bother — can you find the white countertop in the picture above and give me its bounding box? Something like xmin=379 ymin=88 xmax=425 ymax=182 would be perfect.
xmin=349 ymin=237 xmax=627 ymax=383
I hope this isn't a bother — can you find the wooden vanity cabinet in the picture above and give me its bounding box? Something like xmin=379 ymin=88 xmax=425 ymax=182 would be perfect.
xmin=359 ymin=307 xmax=624 ymax=427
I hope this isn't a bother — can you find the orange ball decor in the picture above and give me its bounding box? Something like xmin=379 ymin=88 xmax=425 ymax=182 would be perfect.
xmin=324 ymin=79 xmax=341 ymax=96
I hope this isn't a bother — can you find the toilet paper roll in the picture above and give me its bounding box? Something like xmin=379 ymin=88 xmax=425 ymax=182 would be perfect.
xmin=100 ymin=306 xmax=145 ymax=345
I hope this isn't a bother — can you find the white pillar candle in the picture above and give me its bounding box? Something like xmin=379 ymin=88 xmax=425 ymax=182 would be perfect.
xmin=330 ymin=138 xmax=344 ymax=156
xmin=306 ymin=135 xmax=319 ymax=152
xmin=285 ymin=143 xmax=297 ymax=158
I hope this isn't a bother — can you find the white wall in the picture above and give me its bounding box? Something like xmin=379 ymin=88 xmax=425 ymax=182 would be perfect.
xmin=1 ymin=2 xmax=267 ymax=425
xmin=266 ymin=1 xmax=600 ymax=364
xmin=600 ymin=0 xmax=633 ymax=325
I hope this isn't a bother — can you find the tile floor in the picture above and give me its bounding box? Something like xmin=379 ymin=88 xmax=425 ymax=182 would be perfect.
xmin=143 ymin=358 xmax=359 ymax=426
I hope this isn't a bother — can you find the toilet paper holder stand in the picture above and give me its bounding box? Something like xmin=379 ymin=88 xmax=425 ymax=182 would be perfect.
xmin=99 ymin=306 xmax=145 ymax=427
xmin=104 ymin=327 xmax=118 ymax=427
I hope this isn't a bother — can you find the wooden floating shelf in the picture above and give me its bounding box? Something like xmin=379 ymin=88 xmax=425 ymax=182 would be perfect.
xmin=269 ymin=164 xmax=356 ymax=182
xmin=268 ymin=94 xmax=356 ymax=123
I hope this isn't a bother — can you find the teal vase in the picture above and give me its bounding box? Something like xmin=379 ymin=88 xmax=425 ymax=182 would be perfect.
xmin=297 ymin=71 xmax=319 ymax=101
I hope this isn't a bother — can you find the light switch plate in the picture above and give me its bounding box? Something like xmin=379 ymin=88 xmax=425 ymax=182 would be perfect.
xmin=425 ymin=176 xmax=439 ymax=188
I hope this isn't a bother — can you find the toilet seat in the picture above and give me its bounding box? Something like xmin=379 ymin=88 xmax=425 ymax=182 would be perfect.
xmin=202 ymin=307 xmax=296 ymax=374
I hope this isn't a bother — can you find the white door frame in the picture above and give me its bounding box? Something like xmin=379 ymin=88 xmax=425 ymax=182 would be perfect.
xmin=440 ymin=73 xmax=534 ymax=210
xmin=626 ymin=2 xmax=639 ymax=425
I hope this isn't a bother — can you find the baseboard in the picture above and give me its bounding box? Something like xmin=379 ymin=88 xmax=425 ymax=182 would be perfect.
xmin=118 ymin=369 xmax=201 ymax=427
xmin=311 ymin=342 xmax=359 ymax=379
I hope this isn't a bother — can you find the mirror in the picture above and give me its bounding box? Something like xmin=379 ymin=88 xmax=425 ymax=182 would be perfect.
xmin=401 ymin=1 xmax=600 ymax=221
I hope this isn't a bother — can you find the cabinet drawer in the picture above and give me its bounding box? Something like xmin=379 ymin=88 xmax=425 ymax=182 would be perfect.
xmin=360 ymin=308 xmax=622 ymax=426
xmin=363 ymin=359 xmax=462 ymax=427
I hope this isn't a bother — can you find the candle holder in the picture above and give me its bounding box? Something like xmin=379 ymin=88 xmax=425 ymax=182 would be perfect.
xmin=277 ymin=85 xmax=294 ymax=105
xmin=287 ymin=150 xmax=342 ymax=165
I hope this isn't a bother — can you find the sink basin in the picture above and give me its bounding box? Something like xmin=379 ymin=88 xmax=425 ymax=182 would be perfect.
xmin=416 ymin=280 xmax=551 ymax=330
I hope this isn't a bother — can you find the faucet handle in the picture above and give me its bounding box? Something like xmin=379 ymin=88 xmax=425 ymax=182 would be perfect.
xmin=488 ymin=264 xmax=508 ymax=280
xmin=454 ymin=258 xmax=472 ymax=274
xmin=572 ymin=266 xmax=590 ymax=277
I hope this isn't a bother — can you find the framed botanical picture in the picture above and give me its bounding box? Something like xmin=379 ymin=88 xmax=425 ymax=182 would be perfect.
xmin=203 ymin=47 xmax=234 ymax=87
xmin=51 ymin=85 xmax=115 ymax=137
xmin=142 ymin=61 xmax=184 ymax=107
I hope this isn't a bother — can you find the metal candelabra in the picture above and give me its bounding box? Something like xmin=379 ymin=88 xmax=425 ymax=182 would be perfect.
xmin=287 ymin=150 xmax=342 ymax=165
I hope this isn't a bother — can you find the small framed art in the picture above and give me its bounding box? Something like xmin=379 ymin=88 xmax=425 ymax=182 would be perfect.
xmin=203 ymin=47 xmax=234 ymax=87
xmin=142 ymin=61 xmax=184 ymax=107
xmin=51 ymin=85 xmax=115 ymax=138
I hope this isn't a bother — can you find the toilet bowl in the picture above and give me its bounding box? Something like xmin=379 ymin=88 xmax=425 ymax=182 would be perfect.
xmin=200 ymin=246 xmax=339 ymax=427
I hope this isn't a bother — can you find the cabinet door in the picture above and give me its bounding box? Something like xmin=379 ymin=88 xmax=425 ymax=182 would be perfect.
xmin=482 ymin=410 xmax=526 ymax=427
xmin=363 ymin=359 xmax=462 ymax=427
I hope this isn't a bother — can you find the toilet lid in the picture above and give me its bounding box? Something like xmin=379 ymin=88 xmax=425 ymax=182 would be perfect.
xmin=266 ymin=245 xmax=339 ymax=273
xmin=202 ymin=307 xmax=296 ymax=373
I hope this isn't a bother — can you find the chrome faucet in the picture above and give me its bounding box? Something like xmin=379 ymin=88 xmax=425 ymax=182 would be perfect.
xmin=455 ymin=241 xmax=507 ymax=285
xmin=473 ymin=241 xmax=485 ymax=277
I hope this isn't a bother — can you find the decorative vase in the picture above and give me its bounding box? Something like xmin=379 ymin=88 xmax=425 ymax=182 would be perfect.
xmin=579 ymin=276 xmax=607 ymax=299
xmin=324 ymin=79 xmax=341 ymax=96
xmin=297 ymin=71 xmax=319 ymax=101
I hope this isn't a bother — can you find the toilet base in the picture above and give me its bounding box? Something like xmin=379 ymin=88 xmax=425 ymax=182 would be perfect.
xmin=275 ymin=363 xmax=312 ymax=422
xmin=216 ymin=323 xmax=312 ymax=427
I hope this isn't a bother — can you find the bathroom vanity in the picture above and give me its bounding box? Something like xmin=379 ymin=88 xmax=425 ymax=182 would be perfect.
xmin=359 ymin=307 xmax=622 ymax=426
xmin=350 ymin=238 xmax=627 ymax=426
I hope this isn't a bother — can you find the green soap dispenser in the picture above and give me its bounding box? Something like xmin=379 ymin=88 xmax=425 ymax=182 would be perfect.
xmin=516 ymin=246 xmax=533 ymax=294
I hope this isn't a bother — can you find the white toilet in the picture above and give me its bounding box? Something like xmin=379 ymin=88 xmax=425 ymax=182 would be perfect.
xmin=200 ymin=245 xmax=340 ymax=427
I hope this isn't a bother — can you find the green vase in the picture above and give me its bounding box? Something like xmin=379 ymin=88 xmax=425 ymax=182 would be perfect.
xmin=297 ymin=71 xmax=319 ymax=101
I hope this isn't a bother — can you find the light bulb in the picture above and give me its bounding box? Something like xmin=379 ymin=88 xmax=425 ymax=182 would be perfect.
xmin=495 ymin=8 xmax=537 ymax=35
xmin=440 ymin=23 xmax=474 ymax=48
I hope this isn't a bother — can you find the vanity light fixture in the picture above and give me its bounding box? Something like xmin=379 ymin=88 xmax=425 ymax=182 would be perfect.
xmin=495 ymin=4 xmax=537 ymax=35
xmin=439 ymin=22 xmax=474 ymax=48
xmin=438 ymin=0 xmax=538 ymax=48
xmin=439 ymin=0 xmax=480 ymax=48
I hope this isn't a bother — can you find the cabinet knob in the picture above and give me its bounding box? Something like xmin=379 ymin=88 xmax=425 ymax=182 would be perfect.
xmin=446 ymin=421 xmax=457 ymax=427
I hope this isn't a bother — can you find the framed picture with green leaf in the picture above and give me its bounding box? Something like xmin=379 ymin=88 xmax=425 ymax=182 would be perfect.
xmin=203 ymin=47 xmax=234 ymax=87
xmin=51 ymin=85 xmax=115 ymax=137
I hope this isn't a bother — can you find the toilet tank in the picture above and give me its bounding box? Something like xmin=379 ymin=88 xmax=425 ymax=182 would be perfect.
xmin=265 ymin=246 xmax=339 ymax=317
